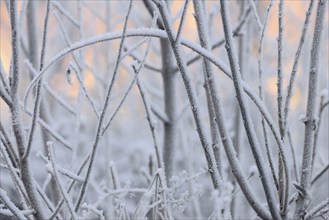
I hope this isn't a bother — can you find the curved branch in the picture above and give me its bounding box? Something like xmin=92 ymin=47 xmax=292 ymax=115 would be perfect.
xmin=25 ymin=29 xmax=287 ymax=176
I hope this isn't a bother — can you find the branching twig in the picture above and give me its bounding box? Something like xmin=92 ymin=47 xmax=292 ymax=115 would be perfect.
xmin=219 ymin=0 xmax=281 ymax=219
xmin=256 ymin=0 xmax=279 ymax=193
xmin=9 ymin=1 xmax=45 ymax=218
xmin=175 ymin=0 xmax=190 ymax=43
xmin=283 ymin=0 xmax=315 ymax=131
xmin=102 ymin=14 xmax=155 ymax=136
xmin=74 ymin=1 xmax=133 ymax=212
xmin=294 ymin=1 xmax=327 ymax=219
xmin=23 ymin=0 xmax=51 ymax=160
xmin=305 ymin=198 xmax=329 ymax=220
xmin=47 ymin=142 xmax=78 ymax=219
xmin=0 ymin=188 xmax=27 ymax=220
xmin=154 ymin=0 xmax=221 ymax=191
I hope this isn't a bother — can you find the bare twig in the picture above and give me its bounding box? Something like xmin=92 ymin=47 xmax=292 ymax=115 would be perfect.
xmin=74 ymin=1 xmax=133 ymax=212
xmin=136 ymin=72 xmax=173 ymax=219
xmin=287 ymin=129 xmax=299 ymax=182
xmin=0 ymin=122 xmax=19 ymax=168
xmin=311 ymin=163 xmax=329 ymax=185
xmin=312 ymin=98 xmax=329 ymax=170
xmin=256 ymin=0 xmax=279 ymax=193
xmin=0 ymin=188 xmax=27 ymax=220
xmin=193 ymin=0 xmax=224 ymax=187
xmin=175 ymin=0 xmax=190 ymax=43
xmin=219 ymin=0 xmax=281 ymax=219
xmin=305 ymin=198 xmax=329 ymax=220
xmin=154 ymin=0 xmax=221 ymax=191
xmin=21 ymin=104 xmax=72 ymax=151
xmin=102 ymin=13 xmax=155 ymax=136
xmin=47 ymin=142 xmax=78 ymax=219
xmin=52 ymin=1 xmax=79 ymax=28
xmin=9 ymin=1 xmax=45 ymax=218
xmin=23 ymin=0 xmax=51 ymax=159
xmin=277 ymin=0 xmax=284 ymax=138
xmin=249 ymin=0 xmax=263 ymax=31
xmin=283 ymin=0 xmax=315 ymax=131
xmin=294 ymin=1 xmax=327 ymax=219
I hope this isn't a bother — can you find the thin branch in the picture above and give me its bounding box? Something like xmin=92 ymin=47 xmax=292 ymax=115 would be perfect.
xmin=21 ymin=104 xmax=72 ymax=151
xmin=287 ymin=129 xmax=299 ymax=182
xmin=127 ymin=51 xmax=162 ymax=73
xmin=175 ymin=0 xmax=190 ymax=43
xmin=52 ymin=1 xmax=79 ymax=28
xmin=102 ymin=38 xmax=152 ymax=136
xmin=151 ymin=105 xmax=169 ymax=123
xmin=0 ymin=60 xmax=10 ymax=94
xmin=256 ymin=0 xmax=278 ymax=192
xmin=0 ymin=83 xmax=12 ymax=107
xmin=219 ymin=1 xmax=281 ymax=219
xmin=0 ymin=188 xmax=27 ymax=220
xmin=283 ymin=0 xmax=315 ymax=131
xmin=311 ymin=163 xmax=329 ymax=185
xmin=74 ymin=1 xmax=133 ymax=212
xmin=34 ymin=181 xmax=60 ymax=219
xmin=47 ymin=142 xmax=78 ymax=219
xmin=305 ymin=198 xmax=329 ymax=220
xmin=249 ymin=0 xmax=263 ymax=31
xmin=23 ymin=0 xmax=51 ymax=159
xmin=48 ymin=154 xmax=90 ymax=220
xmin=277 ymin=0 xmax=284 ymax=138
xmin=294 ymin=1 xmax=327 ymax=219
xmin=0 ymin=143 xmax=30 ymax=206
xmin=154 ymin=0 xmax=221 ymax=191
xmin=0 ymin=122 xmax=19 ymax=168
xmin=312 ymin=97 xmax=329 ymax=170
xmin=193 ymin=0 xmax=224 ymax=189
xmin=102 ymin=14 xmax=155 ymax=136
xmin=9 ymin=1 xmax=45 ymax=218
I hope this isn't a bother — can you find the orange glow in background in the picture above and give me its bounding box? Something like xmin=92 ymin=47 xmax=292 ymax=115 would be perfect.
xmin=0 ymin=1 xmax=327 ymax=114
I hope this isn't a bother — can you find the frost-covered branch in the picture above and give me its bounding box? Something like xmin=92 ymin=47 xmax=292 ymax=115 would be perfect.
xmin=294 ymin=1 xmax=327 ymax=219
xmin=9 ymin=1 xmax=45 ymax=218
xmin=0 ymin=188 xmax=27 ymax=220
xmin=153 ymin=0 xmax=221 ymax=191
xmin=47 ymin=142 xmax=78 ymax=219
xmin=283 ymin=0 xmax=315 ymax=132
xmin=74 ymin=1 xmax=133 ymax=212
xmin=219 ymin=0 xmax=281 ymax=219
xmin=305 ymin=198 xmax=329 ymax=220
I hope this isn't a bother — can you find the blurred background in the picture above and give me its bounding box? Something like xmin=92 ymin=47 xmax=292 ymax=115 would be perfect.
xmin=0 ymin=1 xmax=328 ymax=219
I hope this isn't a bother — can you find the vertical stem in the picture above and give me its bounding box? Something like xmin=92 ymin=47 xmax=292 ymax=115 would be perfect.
xmin=192 ymin=0 xmax=223 ymax=189
xmin=74 ymin=1 xmax=133 ymax=212
xmin=256 ymin=0 xmax=282 ymax=213
xmin=294 ymin=1 xmax=327 ymax=219
xmin=277 ymin=0 xmax=284 ymax=138
xmin=26 ymin=0 xmax=38 ymax=71
xmin=231 ymin=1 xmax=247 ymax=217
xmin=283 ymin=0 xmax=314 ymax=131
xmin=161 ymin=39 xmax=178 ymax=182
xmin=219 ymin=1 xmax=281 ymax=219
xmin=142 ymin=0 xmax=178 ymax=185
xmin=153 ymin=0 xmax=221 ymax=191
xmin=9 ymin=1 xmax=45 ymax=219
xmin=277 ymin=2 xmax=286 ymax=215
